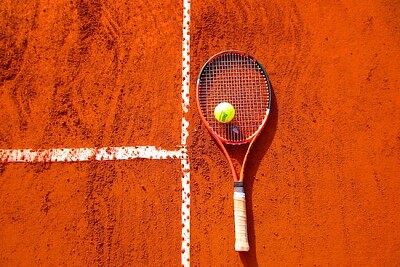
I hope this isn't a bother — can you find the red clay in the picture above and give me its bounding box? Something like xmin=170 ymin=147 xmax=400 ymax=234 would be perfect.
xmin=1 ymin=0 xmax=399 ymax=266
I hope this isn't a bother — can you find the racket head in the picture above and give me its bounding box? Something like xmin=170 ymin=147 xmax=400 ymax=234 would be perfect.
xmin=196 ymin=50 xmax=272 ymax=145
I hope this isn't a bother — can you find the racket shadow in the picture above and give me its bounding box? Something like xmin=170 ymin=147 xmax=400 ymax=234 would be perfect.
xmin=227 ymin=88 xmax=278 ymax=265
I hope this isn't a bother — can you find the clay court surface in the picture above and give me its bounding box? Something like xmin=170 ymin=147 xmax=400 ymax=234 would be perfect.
xmin=1 ymin=0 xmax=399 ymax=266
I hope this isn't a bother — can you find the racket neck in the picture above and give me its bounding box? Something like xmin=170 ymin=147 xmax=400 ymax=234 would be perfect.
xmin=239 ymin=138 xmax=257 ymax=182
xmin=213 ymin=133 xmax=239 ymax=182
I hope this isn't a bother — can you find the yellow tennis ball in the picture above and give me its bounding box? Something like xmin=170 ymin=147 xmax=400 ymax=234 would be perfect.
xmin=214 ymin=102 xmax=235 ymax=123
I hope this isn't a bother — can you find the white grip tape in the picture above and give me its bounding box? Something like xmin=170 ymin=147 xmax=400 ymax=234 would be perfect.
xmin=234 ymin=191 xmax=249 ymax=251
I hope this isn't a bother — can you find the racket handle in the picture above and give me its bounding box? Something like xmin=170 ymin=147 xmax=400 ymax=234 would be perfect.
xmin=234 ymin=182 xmax=250 ymax=251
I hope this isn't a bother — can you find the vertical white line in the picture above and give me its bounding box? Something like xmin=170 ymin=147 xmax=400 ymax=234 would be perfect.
xmin=180 ymin=156 xmax=190 ymax=266
xmin=181 ymin=0 xmax=191 ymax=266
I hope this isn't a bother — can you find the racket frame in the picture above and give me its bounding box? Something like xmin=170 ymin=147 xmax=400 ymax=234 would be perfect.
xmin=196 ymin=50 xmax=272 ymax=182
xmin=196 ymin=50 xmax=272 ymax=252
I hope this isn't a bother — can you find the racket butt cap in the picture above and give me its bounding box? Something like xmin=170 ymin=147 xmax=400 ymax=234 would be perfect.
xmin=235 ymin=243 xmax=250 ymax=252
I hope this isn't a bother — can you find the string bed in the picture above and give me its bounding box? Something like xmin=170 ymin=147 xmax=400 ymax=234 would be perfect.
xmin=198 ymin=52 xmax=270 ymax=143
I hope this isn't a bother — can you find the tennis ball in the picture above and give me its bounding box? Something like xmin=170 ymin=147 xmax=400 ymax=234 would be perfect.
xmin=214 ymin=102 xmax=235 ymax=123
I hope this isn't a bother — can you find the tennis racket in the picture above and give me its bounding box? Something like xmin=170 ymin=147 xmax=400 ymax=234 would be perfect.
xmin=196 ymin=50 xmax=272 ymax=251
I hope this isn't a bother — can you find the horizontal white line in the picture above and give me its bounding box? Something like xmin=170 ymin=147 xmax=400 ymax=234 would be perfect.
xmin=0 ymin=146 xmax=187 ymax=163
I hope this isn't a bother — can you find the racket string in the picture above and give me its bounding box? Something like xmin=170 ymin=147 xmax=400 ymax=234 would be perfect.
xmin=198 ymin=52 xmax=270 ymax=143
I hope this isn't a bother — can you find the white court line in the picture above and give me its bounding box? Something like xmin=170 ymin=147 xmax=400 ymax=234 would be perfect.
xmin=0 ymin=146 xmax=186 ymax=163
xmin=180 ymin=0 xmax=191 ymax=265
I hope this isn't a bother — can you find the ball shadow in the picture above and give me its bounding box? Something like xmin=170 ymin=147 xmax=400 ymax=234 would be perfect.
xmin=227 ymin=87 xmax=278 ymax=266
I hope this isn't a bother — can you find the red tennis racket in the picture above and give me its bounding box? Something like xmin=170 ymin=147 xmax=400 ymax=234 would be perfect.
xmin=196 ymin=50 xmax=272 ymax=251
